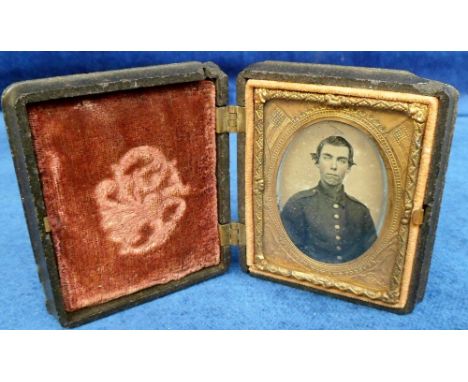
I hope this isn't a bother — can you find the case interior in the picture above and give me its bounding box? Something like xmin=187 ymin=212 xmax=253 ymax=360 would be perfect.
xmin=28 ymin=81 xmax=220 ymax=311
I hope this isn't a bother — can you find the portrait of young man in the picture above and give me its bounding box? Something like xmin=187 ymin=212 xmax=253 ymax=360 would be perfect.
xmin=280 ymin=135 xmax=377 ymax=264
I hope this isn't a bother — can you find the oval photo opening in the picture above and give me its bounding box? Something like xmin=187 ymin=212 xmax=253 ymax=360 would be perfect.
xmin=277 ymin=120 xmax=388 ymax=264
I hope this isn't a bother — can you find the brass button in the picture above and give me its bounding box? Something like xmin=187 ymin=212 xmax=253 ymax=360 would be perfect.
xmin=336 ymin=245 xmax=342 ymax=251
xmin=337 ymin=256 xmax=343 ymax=261
xmin=333 ymin=214 xmax=340 ymax=219
xmin=334 ymin=224 xmax=340 ymax=230
xmin=336 ymin=235 xmax=341 ymax=241
xmin=333 ymin=203 xmax=339 ymax=209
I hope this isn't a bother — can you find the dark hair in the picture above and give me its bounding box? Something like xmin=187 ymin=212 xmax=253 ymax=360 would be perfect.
xmin=310 ymin=136 xmax=355 ymax=166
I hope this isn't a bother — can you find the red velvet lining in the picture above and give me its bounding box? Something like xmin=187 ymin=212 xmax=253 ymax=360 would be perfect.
xmin=27 ymin=81 xmax=220 ymax=312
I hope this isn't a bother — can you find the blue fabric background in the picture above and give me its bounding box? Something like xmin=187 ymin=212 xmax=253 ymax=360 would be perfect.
xmin=0 ymin=52 xmax=467 ymax=329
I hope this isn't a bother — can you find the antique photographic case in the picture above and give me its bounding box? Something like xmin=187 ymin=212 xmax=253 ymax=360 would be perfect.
xmin=2 ymin=61 xmax=458 ymax=326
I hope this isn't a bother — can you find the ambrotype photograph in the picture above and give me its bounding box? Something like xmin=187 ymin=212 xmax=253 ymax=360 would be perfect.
xmin=278 ymin=122 xmax=387 ymax=264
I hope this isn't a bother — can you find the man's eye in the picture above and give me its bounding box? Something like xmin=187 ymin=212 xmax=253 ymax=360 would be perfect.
xmin=338 ymin=159 xmax=348 ymax=164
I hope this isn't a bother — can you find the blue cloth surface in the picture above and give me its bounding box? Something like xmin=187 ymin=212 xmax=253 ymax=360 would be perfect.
xmin=0 ymin=52 xmax=467 ymax=329
xmin=2 ymin=52 xmax=468 ymax=99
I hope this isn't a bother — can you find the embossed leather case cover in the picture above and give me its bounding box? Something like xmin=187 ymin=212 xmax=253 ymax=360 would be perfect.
xmin=2 ymin=62 xmax=230 ymax=327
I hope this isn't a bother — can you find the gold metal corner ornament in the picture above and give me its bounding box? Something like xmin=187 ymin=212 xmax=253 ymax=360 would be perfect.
xmin=216 ymin=106 xmax=246 ymax=133
xmin=218 ymin=223 xmax=246 ymax=246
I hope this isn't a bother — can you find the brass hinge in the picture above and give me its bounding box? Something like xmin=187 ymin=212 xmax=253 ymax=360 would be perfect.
xmin=218 ymin=222 xmax=246 ymax=246
xmin=43 ymin=217 xmax=51 ymax=233
xmin=216 ymin=106 xmax=245 ymax=133
xmin=412 ymin=208 xmax=425 ymax=225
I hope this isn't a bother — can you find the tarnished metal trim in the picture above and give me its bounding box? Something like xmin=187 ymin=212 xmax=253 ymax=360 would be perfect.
xmin=43 ymin=217 xmax=51 ymax=233
xmin=216 ymin=106 xmax=245 ymax=133
xmin=218 ymin=222 xmax=246 ymax=246
xmin=412 ymin=208 xmax=425 ymax=226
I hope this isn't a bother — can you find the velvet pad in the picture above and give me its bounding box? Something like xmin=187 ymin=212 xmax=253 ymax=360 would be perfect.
xmin=27 ymin=80 xmax=220 ymax=312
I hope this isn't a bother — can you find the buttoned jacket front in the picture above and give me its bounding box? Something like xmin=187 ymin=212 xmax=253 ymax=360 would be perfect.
xmin=280 ymin=182 xmax=377 ymax=263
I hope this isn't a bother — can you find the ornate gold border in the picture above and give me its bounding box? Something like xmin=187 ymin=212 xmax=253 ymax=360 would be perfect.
xmin=244 ymin=79 xmax=439 ymax=309
xmin=265 ymin=109 xmax=398 ymax=274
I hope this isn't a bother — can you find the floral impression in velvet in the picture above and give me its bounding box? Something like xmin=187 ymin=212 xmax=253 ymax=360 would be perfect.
xmin=95 ymin=145 xmax=191 ymax=255
xmin=28 ymin=81 xmax=220 ymax=312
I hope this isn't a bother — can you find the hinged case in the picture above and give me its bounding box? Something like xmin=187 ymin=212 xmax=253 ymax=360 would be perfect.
xmin=2 ymin=60 xmax=458 ymax=326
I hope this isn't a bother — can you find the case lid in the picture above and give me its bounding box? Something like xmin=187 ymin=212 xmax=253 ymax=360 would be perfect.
xmin=2 ymin=61 xmax=231 ymax=327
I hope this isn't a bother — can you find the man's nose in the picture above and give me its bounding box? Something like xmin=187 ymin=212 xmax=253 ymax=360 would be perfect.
xmin=330 ymin=159 xmax=337 ymax=170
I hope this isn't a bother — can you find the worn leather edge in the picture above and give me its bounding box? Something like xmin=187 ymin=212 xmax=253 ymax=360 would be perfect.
xmin=237 ymin=60 xmax=426 ymax=106
xmin=413 ymin=85 xmax=459 ymax=303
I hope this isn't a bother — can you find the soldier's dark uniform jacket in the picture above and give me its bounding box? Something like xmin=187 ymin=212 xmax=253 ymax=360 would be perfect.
xmin=280 ymin=182 xmax=377 ymax=263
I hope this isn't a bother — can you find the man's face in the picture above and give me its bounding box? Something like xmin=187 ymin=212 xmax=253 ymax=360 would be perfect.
xmin=316 ymin=144 xmax=351 ymax=186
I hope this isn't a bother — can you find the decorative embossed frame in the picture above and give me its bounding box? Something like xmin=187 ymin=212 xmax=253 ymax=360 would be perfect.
xmin=2 ymin=62 xmax=231 ymax=327
xmin=237 ymin=62 xmax=458 ymax=313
